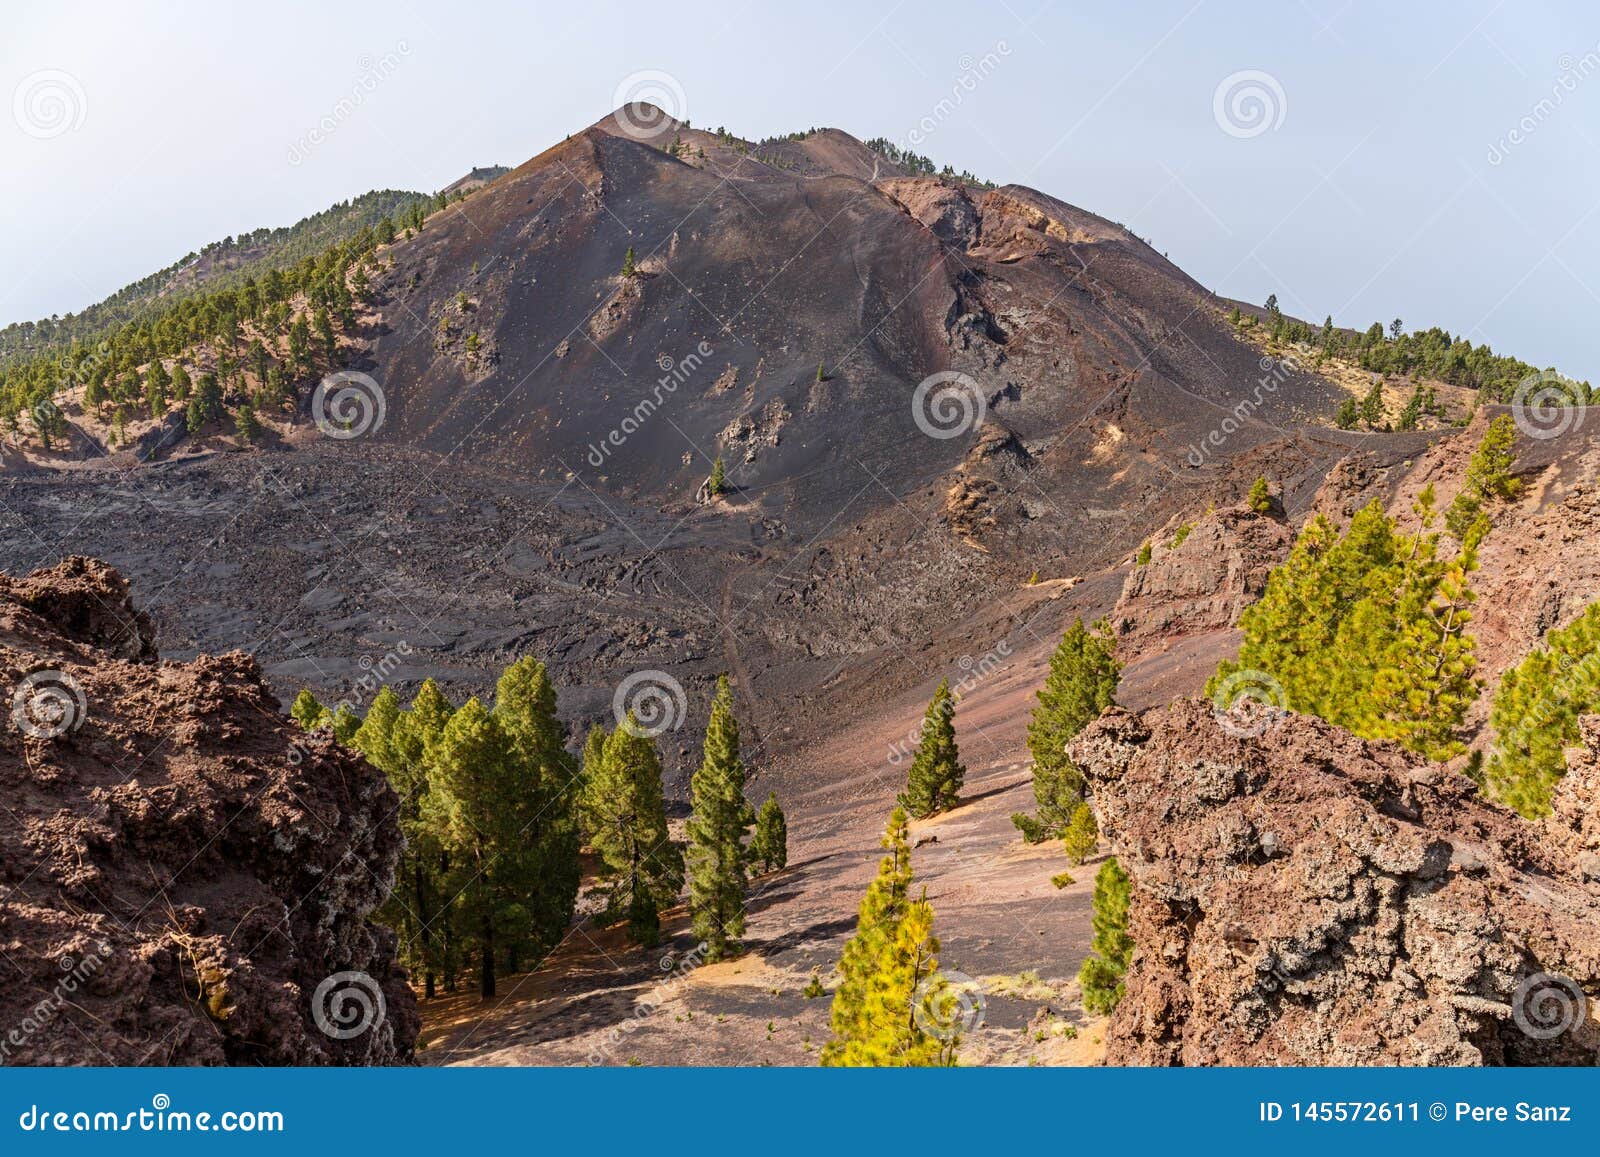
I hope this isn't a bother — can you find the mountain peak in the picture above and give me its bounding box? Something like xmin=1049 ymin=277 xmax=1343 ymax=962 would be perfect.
xmin=594 ymin=101 xmax=684 ymax=144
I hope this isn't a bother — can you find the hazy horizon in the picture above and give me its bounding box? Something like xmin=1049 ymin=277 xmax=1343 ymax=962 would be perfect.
xmin=7 ymin=1 xmax=1600 ymax=380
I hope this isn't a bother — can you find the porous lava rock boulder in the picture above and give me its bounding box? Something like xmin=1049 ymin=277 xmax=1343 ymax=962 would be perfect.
xmin=0 ymin=557 xmax=416 ymax=1065
xmin=1070 ymin=698 xmax=1600 ymax=1065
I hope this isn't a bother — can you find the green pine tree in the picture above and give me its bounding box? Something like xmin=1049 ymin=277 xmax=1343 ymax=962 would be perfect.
xmin=1485 ymin=601 xmax=1600 ymax=817
xmin=422 ymin=697 xmax=524 ymax=997
xmin=1061 ymin=803 xmax=1098 ymax=866
xmin=234 ymin=403 xmax=259 ymax=446
xmin=686 ymin=676 xmax=755 ymax=961
xmin=587 ymin=717 xmax=683 ymax=946
xmin=898 ymin=679 xmax=965 ymax=818
xmin=1445 ymin=414 xmax=1519 ymax=546
xmin=289 ymin=688 xmax=327 ymax=730
xmin=352 ymin=685 xmax=446 ymax=998
xmin=492 ymin=657 xmax=582 ymax=969
xmin=386 ymin=679 xmax=456 ymax=996
xmin=1210 ymin=488 xmax=1482 ymax=762
xmin=577 ymin=723 xmax=608 ymax=842
xmin=1079 ymin=857 xmax=1133 ymax=1016
xmin=622 ymin=246 xmax=637 ymax=278
xmin=1247 ymin=476 xmax=1272 ymax=515
xmin=707 ymin=456 xmax=726 ymax=497
xmin=329 ymin=703 xmax=362 ymax=743
xmin=1360 ymin=379 xmax=1385 ymax=427
xmin=1335 ymin=397 xmax=1360 ymax=429
xmin=748 ymin=792 xmax=788 ymax=874
xmin=821 ymin=808 xmax=957 ymax=1066
xmin=1014 ymin=620 xmax=1119 ymax=842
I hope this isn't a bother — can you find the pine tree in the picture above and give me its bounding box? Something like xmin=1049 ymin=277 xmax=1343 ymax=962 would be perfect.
xmin=1335 ymin=398 xmax=1360 ymax=429
xmin=748 ymin=792 xmax=788 ymax=874
xmin=1445 ymin=414 xmax=1519 ymax=545
xmin=1360 ymin=379 xmax=1385 ymax=427
xmin=234 ymin=403 xmax=259 ymax=445
xmin=707 ymin=456 xmax=725 ymax=497
xmin=686 ymin=676 xmax=754 ymax=961
xmin=1247 ymin=476 xmax=1272 ymax=515
xmin=587 ymin=717 xmax=683 ymax=946
xmin=621 ymin=246 xmax=637 ymax=278
xmin=290 ymin=688 xmax=328 ymax=730
xmin=385 ymin=680 xmax=455 ymax=997
xmin=1485 ymin=601 xmax=1600 ymax=817
xmin=1211 ymin=489 xmax=1482 ymax=761
xmin=899 ymin=679 xmax=965 ymax=818
xmin=1015 ymin=620 xmax=1119 ymax=842
xmin=491 ymin=657 xmax=582 ymax=969
xmin=352 ymin=685 xmax=443 ymax=997
xmin=423 ymin=698 xmax=522 ymax=997
xmin=1079 ymin=857 xmax=1133 ymax=1015
xmin=577 ymin=723 xmax=607 ymax=842
xmin=1061 ymin=803 xmax=1098 ymax=866
xmin=821 ymin=808 xmax=957 ymax=1066
xmin=329 ymin=703 xmax=361 ymax=743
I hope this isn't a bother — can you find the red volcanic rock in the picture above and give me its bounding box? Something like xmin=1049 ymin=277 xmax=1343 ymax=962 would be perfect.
xmin=1071 ymin=698 xmax=1600 ymax=1066
xmin=1112 ymin=504 xmax=1292 ymax=662
xmin=0 ymin=557 xmax=416 ymax=1065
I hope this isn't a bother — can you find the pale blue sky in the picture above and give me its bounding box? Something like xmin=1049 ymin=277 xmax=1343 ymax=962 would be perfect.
xmin=5 ymin=1 xmax=1599 ymax=378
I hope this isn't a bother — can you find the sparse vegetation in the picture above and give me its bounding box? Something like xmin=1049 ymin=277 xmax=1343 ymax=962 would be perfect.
xmin=822 ymin=808 xmax=960 ymax=1066
xmin=898 ymin=679 xmax=965 ymax=818
xmin=1485 ymin=600 xmax=1600 ymax=817
xmin=686 ymin=676 xmax=754 ymax=962
xmin=1079 ymin=858 xmax=1132 ymax=1015
xmin=1014 ymin=620 xmax=1119 ymax=843
xmin=1061 ymin=803 xmax=1098 ymax=866
xmin=748 ymin=791 xmax=788 ymax=874
xmin=1247 ymin=476 xmax=1272 ymax=515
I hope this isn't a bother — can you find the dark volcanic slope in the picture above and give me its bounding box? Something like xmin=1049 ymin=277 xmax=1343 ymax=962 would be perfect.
xmin=356 ymin=107 xmax=1345 ymax=559
xmin=0 ymin=106 xmax=1379 ymax=792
